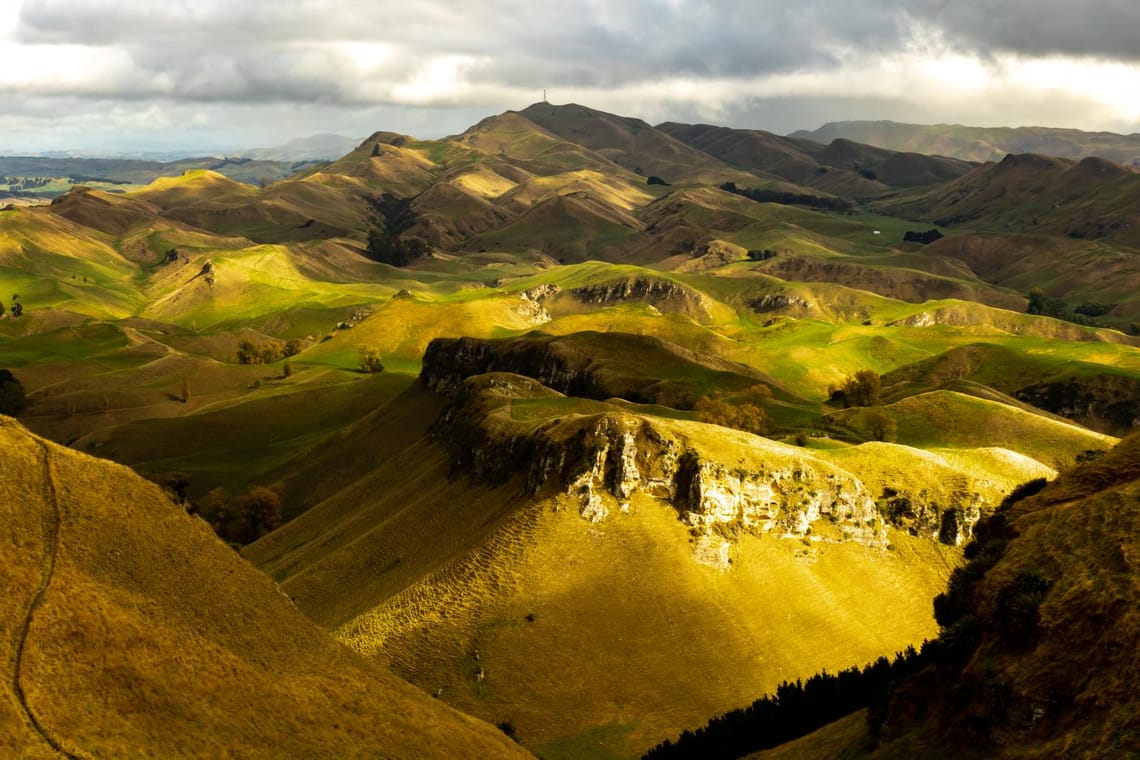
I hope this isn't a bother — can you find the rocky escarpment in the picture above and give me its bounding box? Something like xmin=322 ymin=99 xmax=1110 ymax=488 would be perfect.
xmin=420 ymin=331 xmax=766 ymax=407
xmin=430 ymin=373 xmax=886 ymax=567
xmin=570 ymin=276 xmax=712 ymax=320
xmin=422 ymin=334 xmax=614 ymax=399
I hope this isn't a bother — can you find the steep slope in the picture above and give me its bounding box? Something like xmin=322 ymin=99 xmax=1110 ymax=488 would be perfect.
xmin=826 ymin=390 xmax=1116 ymax=469
xmin=922 ymin=232 xmax=1140 ymax=322
xmin=0 ymin=416 xmax=530 ymax=758
xmin=884 ymin=344 xmax=1140 ymax=436
xmin=450 ymin=111 xmax=628 ymax=178
xmin=868 ymin=433 xmax=1140 ymax=757
xmin=245 ymin=377 xmax=962 ymax=758
xmin=652 ymin=434 xmax=1140 ymax=759
xmin=419 ymin=330 xmax=790 ymax=407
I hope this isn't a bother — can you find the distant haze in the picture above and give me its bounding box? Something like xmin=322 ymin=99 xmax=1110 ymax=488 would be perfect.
xmin=4 ymin=1 xmax=1140 ymax=153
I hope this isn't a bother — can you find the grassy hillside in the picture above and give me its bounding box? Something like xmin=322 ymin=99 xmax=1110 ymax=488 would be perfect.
xmin=4 ymin=101 xmax=1140 ymax=758
xmin=245 ymin=366 xmax=1063 ymax=758
xmin=827 ymin=390 xmax=1116 ymax=469
xmin=877 ymin=152 xmax=1140 ymax=251
xmin=247 ymin=401 xmax=962 ymax=758
xmin=0 ymin=416 xmax=529 ymax=758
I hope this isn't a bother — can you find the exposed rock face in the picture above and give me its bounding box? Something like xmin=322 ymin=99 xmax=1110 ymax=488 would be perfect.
xmin=431 ymin=373 xmax=887 ymax=563
xmin=676 ymin=455 xmax=880 ymax=544
xmin=749 ymin=291 xmax=811 ymax=314
xmin=880 ymin=488 xmax=985 ymax=546
xmin=570 ymin=276 xmax=710 ymax=319
xmin=422 ymin=334 xmax=610 ymax=399
xmin=513 ymin=285 xmax=554 ymax=325
xmin=420 ymin=331 xmax=764 ymax=407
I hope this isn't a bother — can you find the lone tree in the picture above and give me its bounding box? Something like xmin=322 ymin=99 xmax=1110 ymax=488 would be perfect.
xmin=0 ymin=369 xmax=30 ymax=416
xmin=865 ymin=410 xmax=898 ymax=442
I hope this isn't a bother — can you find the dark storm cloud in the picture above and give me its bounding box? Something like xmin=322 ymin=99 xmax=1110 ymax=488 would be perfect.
xmin=903 ymin=1 xmax=1140 ymax=60
xmin=16 ymin=0 xmax=1140 ymax=108
xmin=13 ymin=1 xmax=912 ymax=103
xmin=7 ymin=0 xmax=1140 ymax=151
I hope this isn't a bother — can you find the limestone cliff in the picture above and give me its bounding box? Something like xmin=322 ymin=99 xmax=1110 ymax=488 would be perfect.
xmin=430 ymin=373 xmax=886 ymax=566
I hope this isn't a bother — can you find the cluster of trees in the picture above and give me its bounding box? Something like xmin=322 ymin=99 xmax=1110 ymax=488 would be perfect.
xmin=645 ymin=647 xmax=931 ymax=759
xmin=2 ymin=176 xmax=51 ymax=189
xmin=746 ymin=249 xmax=778 ymax=261
xmin=694 ymin=385 xmax=771 ymax=435
xmin=719 ymin=182 xmax=854 ymax=213
xmin=236 ymin=338 xmax=302 ymax=365
xmin=1026 ymin=288 xmax=1117 ymax=327
xmin=0 ymin=369 xmax=29 ymax=416
xmin=198 ymin=486 xmax=283 ymax=545
xmin=365 ymin=192 xmax=430 ymax=267
xmin=904 ymin=228 xmax=944 ymax=245
xmin=152 ymin=472 xmax=283 ymax=546
xmin=646 ymin=175 xmax=670 ymax=186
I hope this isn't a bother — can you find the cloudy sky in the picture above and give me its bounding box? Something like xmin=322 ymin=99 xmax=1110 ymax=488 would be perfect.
xmin=3 ymin=0 xmax=1140 ymax=154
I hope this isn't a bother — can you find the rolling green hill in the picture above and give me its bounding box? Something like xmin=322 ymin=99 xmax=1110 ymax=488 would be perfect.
xmin=3 ymin=101 xmax=1140 ymax=758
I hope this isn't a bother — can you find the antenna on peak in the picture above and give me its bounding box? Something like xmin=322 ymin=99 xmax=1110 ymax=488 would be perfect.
xmin=543 ymin=89 xmax=548 ymax=103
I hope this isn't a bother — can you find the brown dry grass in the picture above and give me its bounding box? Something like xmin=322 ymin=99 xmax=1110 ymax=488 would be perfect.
xmin=0 ymin=416 xmax=530 ymax=758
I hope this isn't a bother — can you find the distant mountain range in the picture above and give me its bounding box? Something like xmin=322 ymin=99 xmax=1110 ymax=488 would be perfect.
xmin=233 ymin=133 xmax=362 ymax=162
xmin=0 ymin=133 xmax=361 ymax=164
xmin=790 ymin=120 xmax=1140 ymax=164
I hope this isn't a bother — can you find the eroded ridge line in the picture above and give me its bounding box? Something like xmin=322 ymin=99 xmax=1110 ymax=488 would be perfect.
xmin=11 ymin=442 xmax=82 ymax=759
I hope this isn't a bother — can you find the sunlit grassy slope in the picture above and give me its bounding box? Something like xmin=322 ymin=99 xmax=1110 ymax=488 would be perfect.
xmin=245 ymin=374 xmax=1060 ymax=758
xmin=0 ymin=417 xmax=530 ymax=758
xmin=828 ymin=390 xmax=1117 ymax=468
xmin=249 ymin=426 xmax=961 ymax=759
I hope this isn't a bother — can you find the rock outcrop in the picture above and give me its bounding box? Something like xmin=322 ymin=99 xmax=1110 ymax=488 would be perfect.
xmin=420 ymin=331 xmax=767 ymax=407
xmin=570 ymin=276 xmax=712 ymax=319
xmin=430 ymin=373 xmax=887 ymax=564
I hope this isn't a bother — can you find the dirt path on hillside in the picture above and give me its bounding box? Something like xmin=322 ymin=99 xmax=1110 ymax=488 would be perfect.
xmin=9 ymin=442 xmax=83 ymax=759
